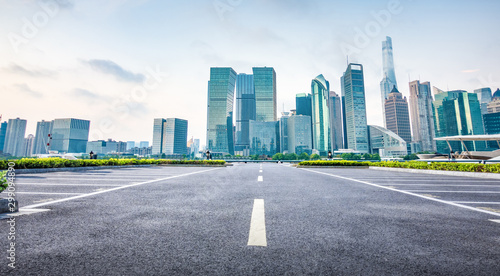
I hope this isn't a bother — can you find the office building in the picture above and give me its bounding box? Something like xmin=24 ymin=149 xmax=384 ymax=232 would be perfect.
xmin=187 ymin=137 xmax=200 ymax=157
xmin=296 ymin=93 xmax=312 ymax=117
xmin=433 ymin=89 xmax=486 ymax=153
xmin=126 ymin=141 xmax=136 ymax=150
xmin=487 ymin=89 xmax=500 ymax=113
xmin=329 ymin=91 xmax=343 ymax=151
xmin=384 ymin=86 xmax=412 ymax=143
xmin=342 ymin=64 xmax=369 ymax=153
xmin=253 ymin=67 xmax=277 ymax=122
xmin=288 ymin=115 xmax=312 ymax=154
xmin=3 ymin=118 xmax=27 ymax=157
xmin=87 ymin=139 xmax=128 ymax=155
xmin=206 ymin=67 xmax=237 ymax=155
xmin=0 ymin=121 xmax=8 ymax=153
xmin=33 ymin=120 xmax=54 ymax=155
xmin=235 ymin=73 xmax=256 ymax=155
xmin=50 ymin=118 xmax=90 ymax=153
xmin=474 ymin=88 xmax=492 ymax=115
xmin=153 ymin=118 xmax=188 ymax=155
xmin=139 ymin=141 xmax=149 ymax=148
xmin=409 ymin=80 xmax=436 ymax=152
xmin=249 ymin=121 xmax=279 ymax=156
xmin=279 ymin=112 xmax=290 ymax=153
xmin=23 ymin=134 xmax=35 ymax=157
xmin=311 ymin=74 xmax=331 ymax=155
xmin=380 ymin=36 xmax=399 ymax=127
xmin=368 ymin=125 xmax=407 ymax=157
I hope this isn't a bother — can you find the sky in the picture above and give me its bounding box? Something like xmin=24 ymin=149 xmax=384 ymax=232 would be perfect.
xmin=1 ymin=0 xmax=499 ymax=147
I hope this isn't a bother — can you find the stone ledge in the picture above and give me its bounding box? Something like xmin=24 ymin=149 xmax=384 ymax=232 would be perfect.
xmin=370 ymin=166 xmax=500 ymax=179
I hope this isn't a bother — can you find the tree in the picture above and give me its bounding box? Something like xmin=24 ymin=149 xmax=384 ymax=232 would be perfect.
xmin=298 ymin=152 xmax=309 ymax=160
xmin=272 ymin=153 xmax=284 ymax=160
xmin=284 ymin=153 xmax=298 ymax=160
xmin=310 ymin=153 xmax=320 ymax=160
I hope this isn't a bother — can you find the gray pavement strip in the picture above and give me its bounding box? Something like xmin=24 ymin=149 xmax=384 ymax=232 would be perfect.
xmin=369 ymin=166 xmax=500 ymax=179
xmin=302 ymin=168 xmax=500 ymax=218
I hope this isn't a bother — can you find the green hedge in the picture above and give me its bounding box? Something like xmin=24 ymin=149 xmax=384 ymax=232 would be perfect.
xmin=0 ymin=158 xmax=226 ymax=170
xmin=0 ymin=171 xmax=7 ymax=193
xmin=370 ymin=161 xmax=500 ymax=173
xmin=298 ymin=160 xmax=371 ymax=167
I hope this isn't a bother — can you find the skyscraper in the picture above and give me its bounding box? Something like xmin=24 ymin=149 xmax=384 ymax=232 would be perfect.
xmin=287 ymin=115 xmax=312 ymax=154
xmin=329 ymin=91 xmax=343 ymax=151
xmin=249 ymin=121 xmax=279 ymax=156
xmin=152 ymin=118 xmax=166 ymax=154
xmin=253 ymin=67 xmax=277 ymax=122
xmin=384 ymin=86 xmax=412 ymax=143
xmin=296 ymin=93 xmax=312 ymax=117
xmin=3 ymin=118 xmax=27 ymax=157
xmin=342 ymin=64 xmax=369 ymax=153
xmin=279 ymin=112 xmax=290 ymax=153
xmin=207 ymin=67 xmax=237 ymax=155
xmin=474 ymin=88 xmax=493 ymax=115
xmin=380 ymin=36 xmax=398 ymax=127
xmin=433 ymin=89 xmax=486 ymax=153
xmin=311 ymin=74 xmax=331 ymax=155
xmin=409 ymin=80 xmax=436 ymax=152
xmin=51 ymin=118 xmax=90 ymax=153
xmin=0 ymin=121 xmax=8 ymax=153
xmin=163 ymin=118 xmax=188 ymax=155
xmin=235 ymin=73 xmax=256 ymax=155
xmin=126 ymin=141 xmax=136 ymax=150
xmin=139 ymin=141 xmax=149 ymax=148
xmin=23 ymin=134 xmax=35 ymax=157
xmin=33 ymin=120 xmax=53 ymax=155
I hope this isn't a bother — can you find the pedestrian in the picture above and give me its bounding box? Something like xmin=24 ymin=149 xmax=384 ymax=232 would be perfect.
xmin=89 ymin=151 xmax=94 ymax=159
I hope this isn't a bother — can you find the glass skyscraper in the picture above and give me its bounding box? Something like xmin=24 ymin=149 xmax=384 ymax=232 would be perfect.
xmin=311 ymin=74 xmax=330 ymax=155
xmin=474 ymin=87 xmax=492 ymax=115
xmin=433 ymin=90 xmax=486 ymax=153
xmin=0 ymin=121 xmax=8 ymax=153
xmin=329 ymin=91 xmax=343 ymax=151
xmin=253 ymin=67 xmax=277 ymax=122
xmin=342 ymin=64 xmax=369 ymax=153
xmin=380 ymin=36 xmax=398 ymax=127
xmin=279 ymin=112 xmax=290 ymax=153
xmin=207 ymin=67 xmax=237 ymax=155
xmin=409 ymin=80 xmax=436 ymax=152
xmin=235 ymin=73 xmax=256 ymax=155
xmin=152 ymin=118 xmax=166 ymax=154
xmin=33 ymin=120 xmax=54 ymax=155
xmin=296 ymin=93 xmax=312 ymax=117
xmin=384 ymin=87 xmax=412 ymax=144
xmin=3 ymin=118 xmax=27 ymax=157
xmin=51 ymin=118 xmax=90 ymax=153
xmin=153 ymin=118 xmax=188 ymax=155
xmin=249 ymin=121 xmax=279 ymax=156
xmin=288 ymin=115 xmax=312 ymax=154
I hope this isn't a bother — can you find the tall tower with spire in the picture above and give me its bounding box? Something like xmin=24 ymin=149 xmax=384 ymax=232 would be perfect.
xmin=380 ymin=36 xmax=398 ymax=127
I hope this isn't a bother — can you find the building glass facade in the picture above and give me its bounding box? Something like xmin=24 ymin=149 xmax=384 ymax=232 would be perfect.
xmin=207 ymin=67 xmax=237 ymax=155
xmin=287 ymin=115 xmax=312 ymax=154
xmin=51 ymin=118 xmax=90 ymax=153
xmin=433 ymin=90 xmax=486 ymax=153
xmin=33 ymin=120 xmax=54 ymax=155
xmin=249 ymin=121 xmax=279 ymax=156
xmin=3 ymin=118 xmax=27 ymax=157
xmin=474 ymin=87 xmax=492 ymax=115
xmin=311 ymin=74 xmax=330 ymax=155
xmin=0 ymin=121 xmax=8 ymax=153
xmin=409 ymin=80 xmax=436 ymax=152
xmin=384 ymin=87 xmax=412 ymax=144
xmin=152 ymin=118 xmax=166 ymax=154
xmin=380 ymin=36 xmax=398 ymax=127
xmin=279 ymin=112 xmax=290 ymax=153
xmin=235 ymin=73 xmax=256 ymax=155
xmin=329 ymin=91 xmax=343 ymax=151
xmin=163 ymin=118 xmax=188 ymax=155
xmin=368 ymin=125 xmax=407 ymax=157
xmin=342 ymin=64 xmax=369 ymax=153
xmin=253 ymin=67 xmax=276 ymax=122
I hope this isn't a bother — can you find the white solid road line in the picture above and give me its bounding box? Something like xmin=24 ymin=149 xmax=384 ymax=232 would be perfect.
xmin=489 ymin=219 xmax=500 ymax=224
xmin=22 ymin=168 xmax=221 ymax=209
xmin=17 ymin=192 xmax=84 ymax=195
xmin=259 ymin=170 xmax=263 ymax=173
xmin=247 ymin=199 xmax=267 ymax=247
xmin=407 ymin=190 xmax=500 ymax=194
xmin=384 ymin=184 xmax=500 ymax=187
xmin=303 ymin=169 xmax=500 ymax=218
xmin=258 ymin=176 xmax=263 ymax=182
xmin=453 ymin=202 xmax=500 ymax=204
xmin=16 ymin=183 xmax=124 ymax=187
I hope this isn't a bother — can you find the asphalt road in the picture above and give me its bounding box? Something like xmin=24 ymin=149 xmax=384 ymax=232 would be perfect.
xmin=1 ymin=163 xmax=500 ymax=275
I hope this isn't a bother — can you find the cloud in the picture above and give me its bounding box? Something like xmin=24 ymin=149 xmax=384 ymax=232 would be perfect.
xmin=5 ymin=64 xmax=55 ymax=78
xmin=55 ymin=0 xmax=75 ymax=9
xmin=461 ymin=69 xmax=480 ymax=73
xmin=15 ymin=83 xmax=43 ymax=98
xmin=84 ymin=59 xmax=145 ymax=83
xmin=71 ymin=88 xmax=99 ymax=99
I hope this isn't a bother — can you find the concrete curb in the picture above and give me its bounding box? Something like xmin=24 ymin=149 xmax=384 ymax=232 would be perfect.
xmin=15 ymin=164 xmax=227 ymax=175
xmin=369 ymin=166 xmax=500 ymax=179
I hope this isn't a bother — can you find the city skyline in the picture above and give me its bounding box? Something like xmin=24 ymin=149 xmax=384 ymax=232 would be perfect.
xmin=1 ymin=1 xmax=500 ymax=147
